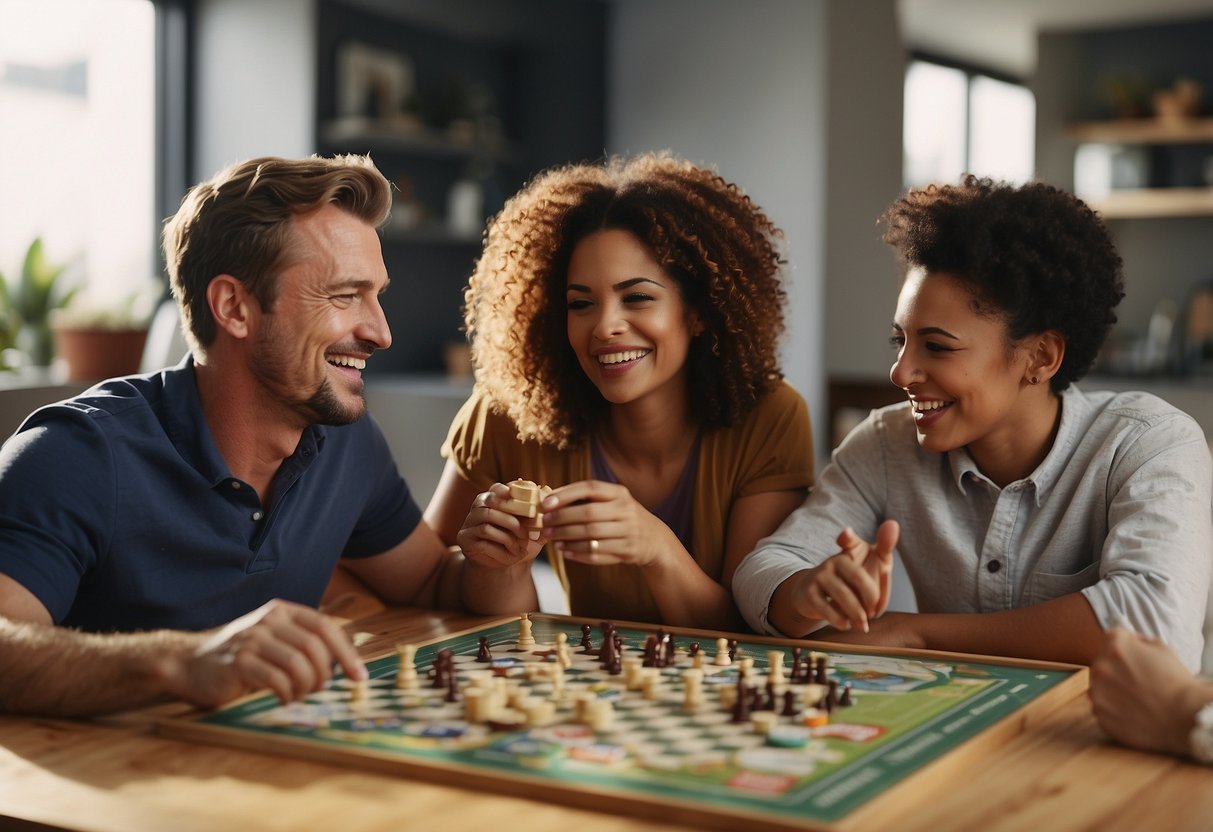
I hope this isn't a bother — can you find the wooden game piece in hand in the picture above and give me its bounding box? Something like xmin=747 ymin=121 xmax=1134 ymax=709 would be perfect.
xmin=502 ymin=479 xmax=553 ymax=530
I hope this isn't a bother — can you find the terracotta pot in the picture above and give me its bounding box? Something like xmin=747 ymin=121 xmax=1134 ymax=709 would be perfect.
xmin=52 ymin=327 xmax=148 ymax=381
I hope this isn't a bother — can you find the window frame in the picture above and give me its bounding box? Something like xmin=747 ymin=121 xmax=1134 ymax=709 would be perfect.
xmin=905 ymin=50 xmax=1032 ymax=186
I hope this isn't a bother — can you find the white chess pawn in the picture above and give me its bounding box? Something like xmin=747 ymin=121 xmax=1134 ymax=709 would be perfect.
xmin=555 ymin=631 xmax=571 ymax=668
xmin=713 ymin=637 xmax=731 ymax=666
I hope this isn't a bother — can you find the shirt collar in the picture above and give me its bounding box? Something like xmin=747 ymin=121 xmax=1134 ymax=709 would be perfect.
xmin=162 ymin=354 xmax=231 ymax=486
xmin=945 ymin=386 xmax=1087 ymax=505
xmin=161 ymin=354 xmax=328 ymax=488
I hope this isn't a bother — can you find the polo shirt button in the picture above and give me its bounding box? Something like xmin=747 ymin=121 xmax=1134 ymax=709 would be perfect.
xmin=987 ymin=560 xmax=1001 ymax=573
xmin=252 ymin=510 xmax=264 ymax=521
xmin=230 ymin=481 xmax=241 ymax=490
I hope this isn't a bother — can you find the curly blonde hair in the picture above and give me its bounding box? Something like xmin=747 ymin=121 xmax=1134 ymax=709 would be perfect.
xmin=465 ymin=153 xmax=787 ymax=448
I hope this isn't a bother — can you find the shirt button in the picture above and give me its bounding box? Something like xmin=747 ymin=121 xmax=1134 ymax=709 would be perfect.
xmin=230 ymin=481 xmax=241 ymax=490
xmin=987 ymin=560 xmax=1001 ymax=573
xmin=252 ymin=510 xmax=264 ymax=521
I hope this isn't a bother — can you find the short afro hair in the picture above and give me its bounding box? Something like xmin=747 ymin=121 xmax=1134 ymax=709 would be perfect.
xmin=880 ymin=175 xmax=1124 ymax=391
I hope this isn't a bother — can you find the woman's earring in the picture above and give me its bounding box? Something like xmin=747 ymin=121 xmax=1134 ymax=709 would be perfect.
xmin=1030 ymin=376 xmax=1039 ymax=385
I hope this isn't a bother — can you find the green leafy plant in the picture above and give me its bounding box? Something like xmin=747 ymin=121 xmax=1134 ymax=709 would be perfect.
xmin=0 ymin=238 xmax=79 ymax=367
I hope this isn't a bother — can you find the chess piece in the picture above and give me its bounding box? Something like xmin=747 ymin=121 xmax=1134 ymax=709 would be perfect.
xmin=555 ymin=631 xmax=571 ymax=669
xmin=501 ymin=479 xmax=552 ymax=529
xmin=395 ymin=643 xmax=418 ymax=690
xmin=430 ymin=648 xmax=454 ymax=689
xmin=714 ymin=637 xmax=731 ymax=667
xmin=767 ymin=650 xmax=785 ymax=685
xmin=731 ymin=675 xmax=751 ymax=723
xmin=515 ymin=613 xmax=536 ymax=650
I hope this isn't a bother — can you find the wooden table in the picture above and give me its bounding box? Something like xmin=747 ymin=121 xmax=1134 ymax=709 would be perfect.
xmin=2 ymin=607 xmax=1212 ymax=832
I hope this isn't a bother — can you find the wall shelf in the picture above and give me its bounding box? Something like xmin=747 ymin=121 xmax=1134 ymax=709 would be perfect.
xmin=1067 ymin=118 xmax=1213 ymax=144
xmin=320 ymin=117 xmax=521 ymax=164
xmin=381 ymin=224 xmax=482 ymax=246
xmin=1088 ymin=187 xmax=1213 ymax=219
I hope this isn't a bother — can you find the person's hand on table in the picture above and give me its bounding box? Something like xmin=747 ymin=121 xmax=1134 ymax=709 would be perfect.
xmin=166 ymin=599 xmax=366 ymax=709
xmin=1090 ymin=628 xmax=1213 ymax=757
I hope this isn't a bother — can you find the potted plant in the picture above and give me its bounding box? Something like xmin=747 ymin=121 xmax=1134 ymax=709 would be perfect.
xmin=0 ymin=238 xmax=78 ymax=370
xmin=50 ymin=282 xmax=160 ymax=382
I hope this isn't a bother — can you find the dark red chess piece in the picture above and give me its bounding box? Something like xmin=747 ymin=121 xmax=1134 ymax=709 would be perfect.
xmin=731 ymin=675 xmax=751 ymax=723
xmin=642 ymin=634 xmax=658 ymax=667
xmin=782 ymin=689 xmax=799 ymax=717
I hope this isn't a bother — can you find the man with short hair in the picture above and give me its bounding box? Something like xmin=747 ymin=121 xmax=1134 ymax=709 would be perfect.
xmin=0 ymin=155 xmax=534 ymax=716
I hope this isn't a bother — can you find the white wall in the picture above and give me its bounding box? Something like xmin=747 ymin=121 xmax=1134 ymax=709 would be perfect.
xmin=194 ymin=0 xmax=316 ymax=179
xmin=608 ymin=0 xmax=827 ymax=455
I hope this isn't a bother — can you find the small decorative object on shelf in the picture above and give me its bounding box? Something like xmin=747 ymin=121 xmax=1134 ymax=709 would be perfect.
xmin=336 ymin=40 xmax=418 ymax=127
xmin=1153 ymin=77 xmax=1203 ymax=122
xmin=1099 ymin=71 xmax=1152 ymax=119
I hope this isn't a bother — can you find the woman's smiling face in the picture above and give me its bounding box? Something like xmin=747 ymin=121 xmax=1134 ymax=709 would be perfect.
xmin=889 ymin=268 xmax=1037 ymax=459
xmin=565 ymin=229 xmax=701 ymax=409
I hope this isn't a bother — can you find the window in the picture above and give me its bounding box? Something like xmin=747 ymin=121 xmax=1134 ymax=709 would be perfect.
xmin=903 ymin=57 xmax=1035 ymax=188
xmin=0 ymin=0 xmax=157 ymax=317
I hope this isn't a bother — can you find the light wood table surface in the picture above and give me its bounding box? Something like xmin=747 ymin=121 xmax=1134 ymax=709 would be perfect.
xmin=2 ymin=606 xmax=1212 ymax=832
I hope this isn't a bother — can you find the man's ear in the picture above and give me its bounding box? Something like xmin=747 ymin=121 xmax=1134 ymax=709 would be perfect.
xmin=207 ymin=275 xmax=255 ymax=340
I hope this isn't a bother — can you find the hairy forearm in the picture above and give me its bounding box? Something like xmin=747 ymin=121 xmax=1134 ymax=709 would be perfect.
xmin=0 ymin=618 xmax=198 ymax=717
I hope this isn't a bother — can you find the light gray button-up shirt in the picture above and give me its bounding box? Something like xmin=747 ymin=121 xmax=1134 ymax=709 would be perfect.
xmin=733 ymin=386 xmax=1212 ymax=671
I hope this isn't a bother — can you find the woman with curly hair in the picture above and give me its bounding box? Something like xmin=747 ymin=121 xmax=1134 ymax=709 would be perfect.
xmin=423 ymin=153 xmax=814 ymax=628
xmin=733 ymin=175 xmax=1211 ymax=669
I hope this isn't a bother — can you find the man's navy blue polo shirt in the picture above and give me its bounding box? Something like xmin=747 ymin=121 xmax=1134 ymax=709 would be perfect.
xmin=0 ymin=357 xmax=421 ymax=632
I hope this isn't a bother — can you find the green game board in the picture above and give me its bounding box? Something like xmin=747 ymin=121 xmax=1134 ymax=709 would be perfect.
xmin=158 ymin=614 xmax=1086 ymax=832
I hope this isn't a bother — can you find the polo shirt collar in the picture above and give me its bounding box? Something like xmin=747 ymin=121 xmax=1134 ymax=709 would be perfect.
xmin=946 ymin=386 xmax=1085 ymax=506
xmin=161 ymin=354 xmax=328 ymax=488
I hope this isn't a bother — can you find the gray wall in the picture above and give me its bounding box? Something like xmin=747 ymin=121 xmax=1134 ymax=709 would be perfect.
xmin=608 ymin=0 xmax=827 ymax=456
xmin=608 ymin=0 xmax=905 ymax=464
xmin=822 ymin=3 xmax=906 ymax=384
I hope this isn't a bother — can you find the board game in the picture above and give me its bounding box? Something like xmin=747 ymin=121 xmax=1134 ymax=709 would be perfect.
xmin=158 ymin=614 xmax=1087 ymax=831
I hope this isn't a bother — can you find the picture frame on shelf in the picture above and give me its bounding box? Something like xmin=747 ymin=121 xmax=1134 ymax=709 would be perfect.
xmin=336 ymin=40 xmax=417 ymax=127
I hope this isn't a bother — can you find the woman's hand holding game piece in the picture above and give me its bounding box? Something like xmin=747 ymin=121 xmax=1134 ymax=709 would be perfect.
xmin=456 ymin=482 xmax=547 ymax=569
xmin=540 ymin=480 xmax=679 ymax=569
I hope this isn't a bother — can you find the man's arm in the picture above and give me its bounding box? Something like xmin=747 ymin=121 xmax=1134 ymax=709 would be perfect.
xmin=340 ymin=518 xmax=538 ymax=615
xmin=0 ymin=574 xmax=366 ymax=717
